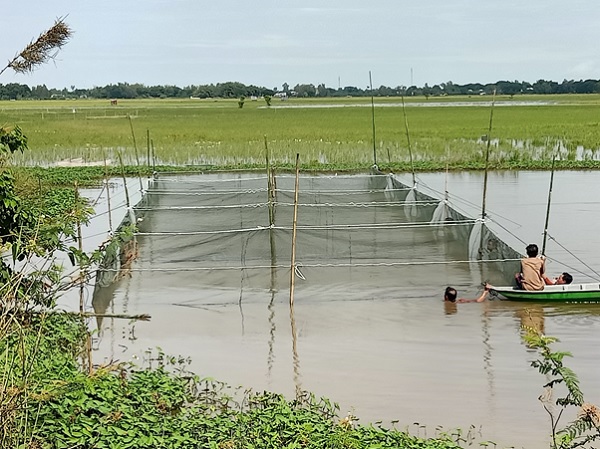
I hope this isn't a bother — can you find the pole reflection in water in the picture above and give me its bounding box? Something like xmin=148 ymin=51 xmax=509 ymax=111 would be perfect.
xmin=289 ymin=299 xmax=302 ymax=398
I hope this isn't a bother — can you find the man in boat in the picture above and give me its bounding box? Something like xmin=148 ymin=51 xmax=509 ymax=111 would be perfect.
xmin=543 ymin=272 xmax=573 ymax=285
xmin=515 ymin=244 xmax=546 ymax=291
xmin=444 ymin=284 xmax=491 ymax=303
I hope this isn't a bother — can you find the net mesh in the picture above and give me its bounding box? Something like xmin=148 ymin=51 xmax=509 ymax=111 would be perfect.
xmin=93 ymin=170 xmax=522 ymax=309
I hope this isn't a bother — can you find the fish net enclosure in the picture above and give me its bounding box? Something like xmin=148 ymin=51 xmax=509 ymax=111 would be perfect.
xmin=93 ymin=170 xmax=522 ymax=307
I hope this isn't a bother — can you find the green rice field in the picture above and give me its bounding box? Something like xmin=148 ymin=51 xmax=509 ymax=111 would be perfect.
xmin=2 ymin=94 xmax=600 ymax=170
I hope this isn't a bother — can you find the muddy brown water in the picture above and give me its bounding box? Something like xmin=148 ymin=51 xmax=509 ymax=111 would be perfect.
xmin=73 ymin=171 xmax=600 ymax=449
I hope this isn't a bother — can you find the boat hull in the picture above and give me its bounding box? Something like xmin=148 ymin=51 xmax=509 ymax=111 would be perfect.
xmin=491 ymin=283 xmax=600 ymax=302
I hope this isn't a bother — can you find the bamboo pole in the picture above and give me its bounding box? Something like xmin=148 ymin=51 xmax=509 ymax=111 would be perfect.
xmin=103 ymin=155 xmax=113 ymax=233
xmin=151 ymin=138 xmax=156 ymax=173
xmin=265 ymin=135 xmax=275 ymax=227
xmin=401 ymin=95 xmax=416 ymax=187
xmin=289 ymin=153 xmax=300 ymax=306
xmin=75 ymin=182 xmax=84 ymax=315
xmin=128 ymin=115 xmax=144 ymax=192
xmin=146 ymin=129 xmax=151 ymax=170
xmin=541 ymin=153 xmax=557 ymax=255
xmin=480 ymin=88 xmax=497 ymax=220
xmin=369 ymin=71 xmax=377 ymax=166
xmin=74 ymin=182 xmax=93 ymax=374
xmin=117 ymin=152 xmax=131 ymax=209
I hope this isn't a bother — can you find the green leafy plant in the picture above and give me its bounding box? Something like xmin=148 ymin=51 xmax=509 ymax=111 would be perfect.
xmin=524 ymin=328 xmax=600 ymax=449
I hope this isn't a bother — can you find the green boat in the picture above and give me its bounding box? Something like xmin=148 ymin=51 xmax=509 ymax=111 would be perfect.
xmin=490 ymin=283 xmax=600 ymax=302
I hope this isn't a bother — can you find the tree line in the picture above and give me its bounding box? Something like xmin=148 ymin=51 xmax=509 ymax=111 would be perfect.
xmin=2 ymin=78 xmax=600 ymax=101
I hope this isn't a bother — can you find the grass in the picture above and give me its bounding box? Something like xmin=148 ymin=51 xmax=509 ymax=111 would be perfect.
xmin=2 ymin=95 xmax=600 ymax=169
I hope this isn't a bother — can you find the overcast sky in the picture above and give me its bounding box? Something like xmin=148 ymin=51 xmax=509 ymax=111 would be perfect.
xmin=2 ymin=0 xmax=599 ymax=90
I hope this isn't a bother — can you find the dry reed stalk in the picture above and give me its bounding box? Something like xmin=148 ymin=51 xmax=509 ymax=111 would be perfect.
xmin=1 ymin=17 xmax=72 ymax=77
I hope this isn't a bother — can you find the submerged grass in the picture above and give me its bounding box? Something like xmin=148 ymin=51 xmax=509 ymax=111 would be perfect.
xmin=2 ymin=95 xmax=600 ymax=169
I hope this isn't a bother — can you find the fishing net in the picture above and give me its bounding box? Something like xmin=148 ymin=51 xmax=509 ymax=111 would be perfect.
xmin=93 ymin=170 xmax=522 ymax=309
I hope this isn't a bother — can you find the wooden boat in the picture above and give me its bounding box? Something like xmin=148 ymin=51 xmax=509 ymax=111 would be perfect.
xmin=490 ymin=283 xmax=600 ymax=302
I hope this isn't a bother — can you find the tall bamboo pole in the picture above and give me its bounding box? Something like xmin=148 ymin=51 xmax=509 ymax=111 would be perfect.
xmin=480 ymin=88 xmax=497 ymax=220
xmin=265 ymin=135 xmax=275 ymax=226
xmin=151 ymin=139 xmax=156 ymax=173
xmin=128 ymin=115 xmax=144 ymax=192
xmin=146 ymin=129 xmax=151 ymax=170
xmin=369 ymin=71 xmax=377 ymax=166
xmin=401 ymin=95 xmax=416 ymax=187
xmin=289 ymin=154 xmax=300 ymax=306
xmin=117 ymin=152 xmax=131 ymax=209
xmin=74 ymin=182 xmax=92 ymax=374
xmin=103 ymin=155 xmax=113 ymax=233
xmin=75 ymin=182 xmax=84 ymax=315
xmin=541 ymin=153 xmax=557 ymax=255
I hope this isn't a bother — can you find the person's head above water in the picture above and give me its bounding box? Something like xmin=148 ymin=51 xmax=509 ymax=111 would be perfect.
xmin=444 ymin=286 xmax=458 ymax=302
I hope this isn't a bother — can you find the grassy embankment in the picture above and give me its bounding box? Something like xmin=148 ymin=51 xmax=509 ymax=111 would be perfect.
xmin=2 ymin=94 xmax=600 ymax=186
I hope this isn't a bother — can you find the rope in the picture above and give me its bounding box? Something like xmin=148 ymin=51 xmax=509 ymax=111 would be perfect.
xmin=134 ymin=220 xmax=475 ymax=236
xmin=545 ymin=233 xmax=600 ymax=281
xmin=144 ymin=187 xmax=412 ymax=196
xmin=98 ymin=258 xmax=523 ymax=273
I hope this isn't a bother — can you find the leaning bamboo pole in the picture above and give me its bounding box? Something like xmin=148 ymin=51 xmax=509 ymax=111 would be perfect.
xmin=369 ymin=71 xmax=377 ymax=166
xmin=128 ymin=115 xmax=144 ymax=192
xmin=103 ymin=155 xmax=113 ymax=233
xmin=541 ymin=153 xmax=557 ymax=256
xmin=117 ymin=152 xmax=131 ymax=210
xmin=289 ymin=153 xmax=300 ymax=306
xmin=480 ymin=88 xmax=497 ymax=221
xmin=401 ymin=95 xmax=416 ymax=187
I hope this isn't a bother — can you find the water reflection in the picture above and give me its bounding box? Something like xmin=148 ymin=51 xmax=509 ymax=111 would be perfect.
xmin=89 ymin=171 xmax=600 ymax=449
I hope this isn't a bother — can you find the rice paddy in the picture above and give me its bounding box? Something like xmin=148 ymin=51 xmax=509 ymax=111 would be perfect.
xmin=3 ymin=94 xmax=600 ymax=169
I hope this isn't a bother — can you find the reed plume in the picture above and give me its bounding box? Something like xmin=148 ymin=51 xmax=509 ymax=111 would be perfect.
xmin=0 ymin=17 xmax=72 ymax=77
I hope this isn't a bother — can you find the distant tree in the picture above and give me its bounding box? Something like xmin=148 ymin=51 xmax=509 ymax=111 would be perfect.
xmin=497 ymin=80 xmax=521 ymax=98
xmin=31 ymin=84 xmax=51 ymax=99
xmin=316 ymin=83 xmax=328 ymax=97
xmin=294 ymin=83 xmax=316 ymax=97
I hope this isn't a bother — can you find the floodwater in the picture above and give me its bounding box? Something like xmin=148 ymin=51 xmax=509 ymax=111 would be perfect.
xmin=80 ymin=171 xmax=600 ymax=449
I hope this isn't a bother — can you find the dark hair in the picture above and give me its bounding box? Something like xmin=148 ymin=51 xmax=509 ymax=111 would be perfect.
xmin=444 ymin=287 xmax=457 ymax=302
xmin=526 ymin=244 xmax=539 ymax=257
xmin=562 ymin=272 xmax=573 ymax=284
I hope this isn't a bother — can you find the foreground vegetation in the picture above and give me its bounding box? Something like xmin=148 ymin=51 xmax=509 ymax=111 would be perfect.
xmin=3 ymin=313 xmax=471 ymax=449
xmin=2 ymin=95 xmax=600 ymax=170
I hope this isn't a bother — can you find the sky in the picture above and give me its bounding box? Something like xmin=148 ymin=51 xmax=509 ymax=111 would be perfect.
xmin=2 ymin=0 xmax=600 ymax=90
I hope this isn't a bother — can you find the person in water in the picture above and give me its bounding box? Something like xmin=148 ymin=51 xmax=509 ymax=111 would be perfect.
xmin=544 ymin=272 xmax=573 ymax=285
xmin=515 ymin=244 xmax=546 ymax=291
xmin=444 ymin=284 xmax=491 ymax=303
